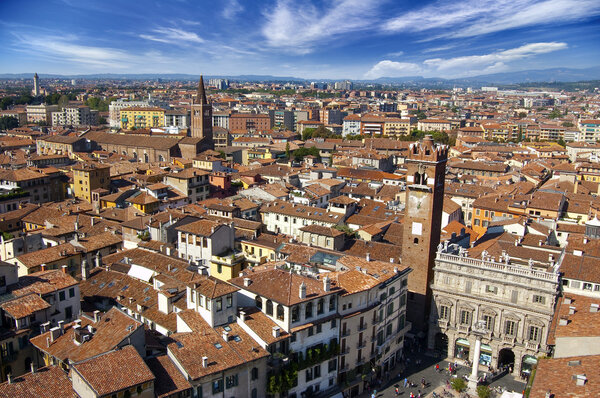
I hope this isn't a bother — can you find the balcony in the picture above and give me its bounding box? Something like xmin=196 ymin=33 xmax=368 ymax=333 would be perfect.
xmin=503 ymin=336 xmax=516 ymax=345
xmin=341 ymin=328 xmax=351 ymax=337
xmin=526 ymin=341 xmax=539 ymax=350
xmin=340 ymin=346 xmax=350 ymax=355
xmin=357 ymin=341 xmax=367 ymax=349
xmin=358 ymin=323 xmax=368 ymax=331
xmin=458 ymin=324 xmax=470 ymax=334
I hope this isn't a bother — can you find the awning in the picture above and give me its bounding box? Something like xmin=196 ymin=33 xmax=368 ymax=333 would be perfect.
xmin=523 ymin=356 xmax=538 ymax=365
xmin=481 ymin=344 xmax=492 ymax=352
xmin=456 ymin=338 xmax=470 ymax=346
xmin=127 ymin=263 xmax=155 ymax=282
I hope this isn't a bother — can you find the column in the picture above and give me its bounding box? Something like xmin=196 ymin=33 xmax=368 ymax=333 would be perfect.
xmin=471 ymin=337 xmax=481 ymax=380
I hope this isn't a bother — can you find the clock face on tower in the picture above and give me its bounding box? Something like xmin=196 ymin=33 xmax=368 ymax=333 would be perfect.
xmin=408 ymin=190 xmax=430 ymax=217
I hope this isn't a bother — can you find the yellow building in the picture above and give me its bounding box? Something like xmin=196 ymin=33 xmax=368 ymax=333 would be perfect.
xmin=120 ymin=107 xmax=165 ymax=129
xmin=383 ymin=118 xmax=413 ymax=137
xmin=210 ymin=251 xmax=245 ymax=281
xmin=73 ymin=163 xmax=111 ymax=203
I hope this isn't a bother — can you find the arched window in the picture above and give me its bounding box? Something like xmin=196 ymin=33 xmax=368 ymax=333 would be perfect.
xmin=158 ymin=154 xmax=165 ymax=162
xmin=255 ymin=295 xmax=262 ymax=310
xmin=276 ymin=304 xmax=284 ymax=321
xmin=305 ymin=302 xmax=313 ymax=318
xmin=317 ymin=298 xmax=324 ymax=315
xmin=291 ymin=306 xmax=299 ymax=322
xmin=266 ymin=300 xmax=273 ymax=316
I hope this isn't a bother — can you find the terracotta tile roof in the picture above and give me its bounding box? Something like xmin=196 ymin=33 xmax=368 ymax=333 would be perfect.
xmin=72 ymin=345 xmax=155 ymax=396
xmin=188 ymin=276 xmax=238 ymax=299
xmin=176 ymin=218 xmax=223 ymax=236
xmin=299 ymin=224 xmax=344 ymax=237
xmin=261 ymin=200 xmax=342 ymax=224
xmin=344 ymin=240 xmax=402 ymax=263
xmin=15 ymin=243 xmax=80 ymax=269
xmin=145 ymin=355 xmax=191 ymax=398
xmin=0 ymin=366 xmax=75 ymax=398
xmin=548 ymin=294 xmax=600 ymax=345
xmin=229 ymin=268 xmax=339 ymax=306
xmin=560 ymin=253 xmax=600 ymax=284
xmin=168 ymin=321 xmax=269 ymax=381
xmin=9 ymin=270 xmax=78 ymax=296
xmin=30 ymin=307 xmax=143 ymax=363
xmin=529 ymin=355 xmax=600 ymax=398
xmin=0 ymin=293 xmax=51 ymax=320
xmin=238 ymin=306 xmax=289 ymax=345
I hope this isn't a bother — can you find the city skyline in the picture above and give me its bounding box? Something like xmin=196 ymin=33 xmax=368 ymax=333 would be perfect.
xmin=1 ymin=0 xmax=600 ymax=80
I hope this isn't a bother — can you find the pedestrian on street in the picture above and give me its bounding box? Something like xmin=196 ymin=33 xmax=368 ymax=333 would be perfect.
xmin=436 ymin=363 xmax=440 ymax=372
xmin=395 ymin=387 xmax=400 ymax=396
xmin=404 ymin=377 xmax=408 ymax=388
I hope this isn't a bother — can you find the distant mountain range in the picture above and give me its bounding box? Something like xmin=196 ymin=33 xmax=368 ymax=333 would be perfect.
xmin=2 ymin=66 xmax=600 ymax=86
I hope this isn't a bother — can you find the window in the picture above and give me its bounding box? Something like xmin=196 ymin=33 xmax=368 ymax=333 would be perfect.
xmin=389 ymin=286 xmax=396 ymax=296
xmin=329 ymin=296 xmax=335 ymax=311
xmin=252 ymin=388 xmax=258 ymax=398
xmin=212 ymin=379 xmax=223 ymax=394
xmin=482 ymin=314 xmax=494 ymax=331
xmin=583 ymin=283 xmax=593 ymax=291
xmin=511 ymin=290 xmax=518 ymax=304
xmin=532 ymin=295 xmax=546 ymax=304
xmin=459 ymin=310 xmax=471 ymax=325
xmin=476 ymin=209 xmax=481 ymax=216
xmin=465 ymin=281 xmax=472 ymax=294
xmin=474 ymin=219 xmax=480 ymax=226
xmin=255 ymin=296 xmax=262 ymax=310
xmin=226 ymin=294 xmax=232 ymax=308
xmin=485 ymin=285 xmax=498 ymax=294
xmin=306 ymin=367 xmax=313 ymax=381
xmin=314 ymin=364 xmax=321 ymax=378
xmin=386 ymin=323 xmax=393 ymax=337
xmin=291 ymin=306 xmax=299 ymax=322
xmin=305 ymin=302 xmax=313 ymax=318
xmin=316 ymin=323 xmax=322 ymax=334
xmin=277 ymin=304 xmax=284 ymax=321
xmin=398 ymin=314 xmax=405 ymax=330
xmin=216 ymin=298 xmax=222 ymax=312
xmin=217 ymin=264 xmax=222 ymax=274
xmin=528 ymin=325 xmax=541 ymax=342
xmin=328 ymin=359 xmax=337 ymax=372
xmin=387 ymin=302 xmax=394 ymax=316
xmin=0 ymin=276 xmax=6 ymax=287
xmin=399 ymin=293 xmax=406 ymax=307
xmin=439 ymin=305 xmax=449 ymax=320
xmin=505 ymin=320 xmax=516 ymax=336
xmin=317 ymin=299 xmax=324 ymax=315
xmin=65 ymin=306 xmax=72 ymax=320
xmin=266 ymin=300 xmax=273 ymax=316
xmin=225 ymin=374 xmax=238 ymax=389
xmin=308 ymin=327 xmax=314 ymax=336
xmin=59 ymin=291 xmax=66 ymax=301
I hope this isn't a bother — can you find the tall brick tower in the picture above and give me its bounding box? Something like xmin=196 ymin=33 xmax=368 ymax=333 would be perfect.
xmin=402 ymin=135 xmax=448 ymax=331
xmin=190 ymin=75 xmax=213 ymax=149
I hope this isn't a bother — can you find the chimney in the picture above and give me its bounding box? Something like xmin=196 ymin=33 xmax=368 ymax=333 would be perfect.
xmin=394 ymin=267 xmax=399 ymax=274
xmin=575 ymin=374 xmax=587 ymax=386
xmin=222 ymin=330 xmax=229 ymax=341
xmin=202 ymin=356 xmax=208 ymax=368
xmin=81 ymin=258 xmax=88 ymax=280
xmin=62 ymin=265 xmax=68 ymax=274
xmin=559 ymin=317 xmax=569 ymax=326
xmin=366 ymin=252 xmax=371 ymax=262
xmin=58 ymin=320 xmax=65 ymax=333
xmin=569 ymin=306 xmax=576 ymax=315
xmin=91 ymin=217 xmax=95 ymax=227
xmin=590 ymin=303 xmax=600 ymax=313
xmin=93 ymin=310 xmax=101 ymax=323
xmin=584 ymin=237 xmax=589 ymax=244
xmin=7 ymin=374 xmax=12 ymax=385
xmin=299 ymin=282 xmax=307 ymax=299
xmin=30 ymin=362 xmax=36 ymax=374
xmin=564 ymin=297 xmax=572 ymax=304
xmin=272 ymin=326 xmax=281 ymax=338
xmin=323 ymin=276 xmax=330 ymax=292
xmin=390 ymin=257 xmax=394 ymax=263
xmin=46 ymin=336 xmax=50 ymax=348
xmin=41 ymin=263 xmax=46 ymax=271
xmin=239 ymin=311 xmax=246 ymax=322
xmin=40 ymin=322 xmax=50 ymax=333
xmin=95 ymin=253 xmax=101 ymax=268
xmin=49 ymin=327 xmax=61 ymax=342
xmin=244 ymin=278 xmax=252 ymax=287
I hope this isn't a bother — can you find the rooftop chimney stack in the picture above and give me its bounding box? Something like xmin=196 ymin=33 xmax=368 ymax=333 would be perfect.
xmin=202 ymin=356 xmax=208 ymax=368
xmin=299 ymin=282 xmax=307 ymax=299
xmin=93 ymin=310 xmax=101 ymax=323
xmin=366 ymin=253 xmax=371 ymax=262
xmin=244 ymin=278 xmax=251 ymax=287
xmin=272 ymin=326 xmax=281 ymax=338
xmin=222 ymin=330 xmax=229 ymax=341
xmin=81 ymin=258 xmax=88 ymax=280
xmin=323 ymin=276 xmax=330 ymax=292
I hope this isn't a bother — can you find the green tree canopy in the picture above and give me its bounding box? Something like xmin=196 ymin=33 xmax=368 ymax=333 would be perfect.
xmin=0 ymin=116 xmax=19 ymax=131
xmin=293 ymin=146 xmax=321 ymax=161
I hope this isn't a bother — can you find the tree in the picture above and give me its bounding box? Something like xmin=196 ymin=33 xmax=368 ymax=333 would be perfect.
xmin=561 ymin=121 xmax=574 ymax=128
xmin=557 ymin=138 xmax=566 ymax=147
xmin=302 ymin=127 xmax=316 ymax=141
xmin=548 ymin=109 xmax=562 ymax=119
xmin=451 ymin=378 xmax=467 ymax=392
xmin=285 ymin=142 xmax=291 ymax=159
xmin=57 ymin=94 xmax=69 ymax=111
xmin=0 ymin=97 xmax=14 ymax=110
xmin=518 ymin=112 xmax=528 ymax=119
xmin=0 ymin=116 xmax=19 ymax=131
xmin=476 ymin=385 xmax=491 ymax=398
xmin=415 ymin=110 xmax=427 ymax=120
xmin=292 ymin=146 xmax=320 ymax=161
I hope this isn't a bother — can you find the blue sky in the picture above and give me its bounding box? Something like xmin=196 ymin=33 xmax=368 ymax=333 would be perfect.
xmin=1 ymin=0 xmax=600 ymax=79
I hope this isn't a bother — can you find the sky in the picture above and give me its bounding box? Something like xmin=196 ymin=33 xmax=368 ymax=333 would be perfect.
xmin=1 ymin=0 xmax=600 ymax=80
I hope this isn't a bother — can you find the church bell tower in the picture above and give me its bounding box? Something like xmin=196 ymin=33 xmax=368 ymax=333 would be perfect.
xmin=401 ymin=135 xmax=448 ymax=331
xmin=190 ymin=75 xmax=213 ymax=149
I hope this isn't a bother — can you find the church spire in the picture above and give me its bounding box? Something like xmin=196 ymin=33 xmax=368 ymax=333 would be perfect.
xmin=198 ymin=75 xmax=208 ymax=105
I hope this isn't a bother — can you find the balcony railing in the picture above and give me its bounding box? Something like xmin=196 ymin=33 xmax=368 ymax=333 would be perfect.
xmin=358 ymin=323 xmax=368 ymax=331
xmin=341 ymin=328 xmax=351 ymax=337
xmin=357 ymin=341 xmax=367 ymax=349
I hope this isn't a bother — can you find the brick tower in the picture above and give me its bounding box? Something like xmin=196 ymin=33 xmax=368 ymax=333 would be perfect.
xmin=190 ymin=75 xmax=213 ymax=149
xmin=401 ymin=135 xmax=448 ymax=331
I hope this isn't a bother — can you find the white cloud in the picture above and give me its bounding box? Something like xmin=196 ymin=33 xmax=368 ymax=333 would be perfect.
xmin=261 ymin=0 xmax=382 ymax=53
xmin=386 ymin=51 xmax=404 ymax=57
xmin=12 ymin=33 xmax=170 ymax=70
xmin=383 ymin=0 xmax=600 ymax=39
xmin=422 ymin=44 xmax=457 ymax=54
xmin=222 ymin=0 xmax=244 ymax=20
xmin=140 ymin=27 xmax=204 ymax=45
xmin=365 ymin=42 xmax=567 ymax=78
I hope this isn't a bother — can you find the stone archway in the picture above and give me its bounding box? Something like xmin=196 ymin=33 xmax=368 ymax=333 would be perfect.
xmin=498 ymin=348 xmax=515 ymax=371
